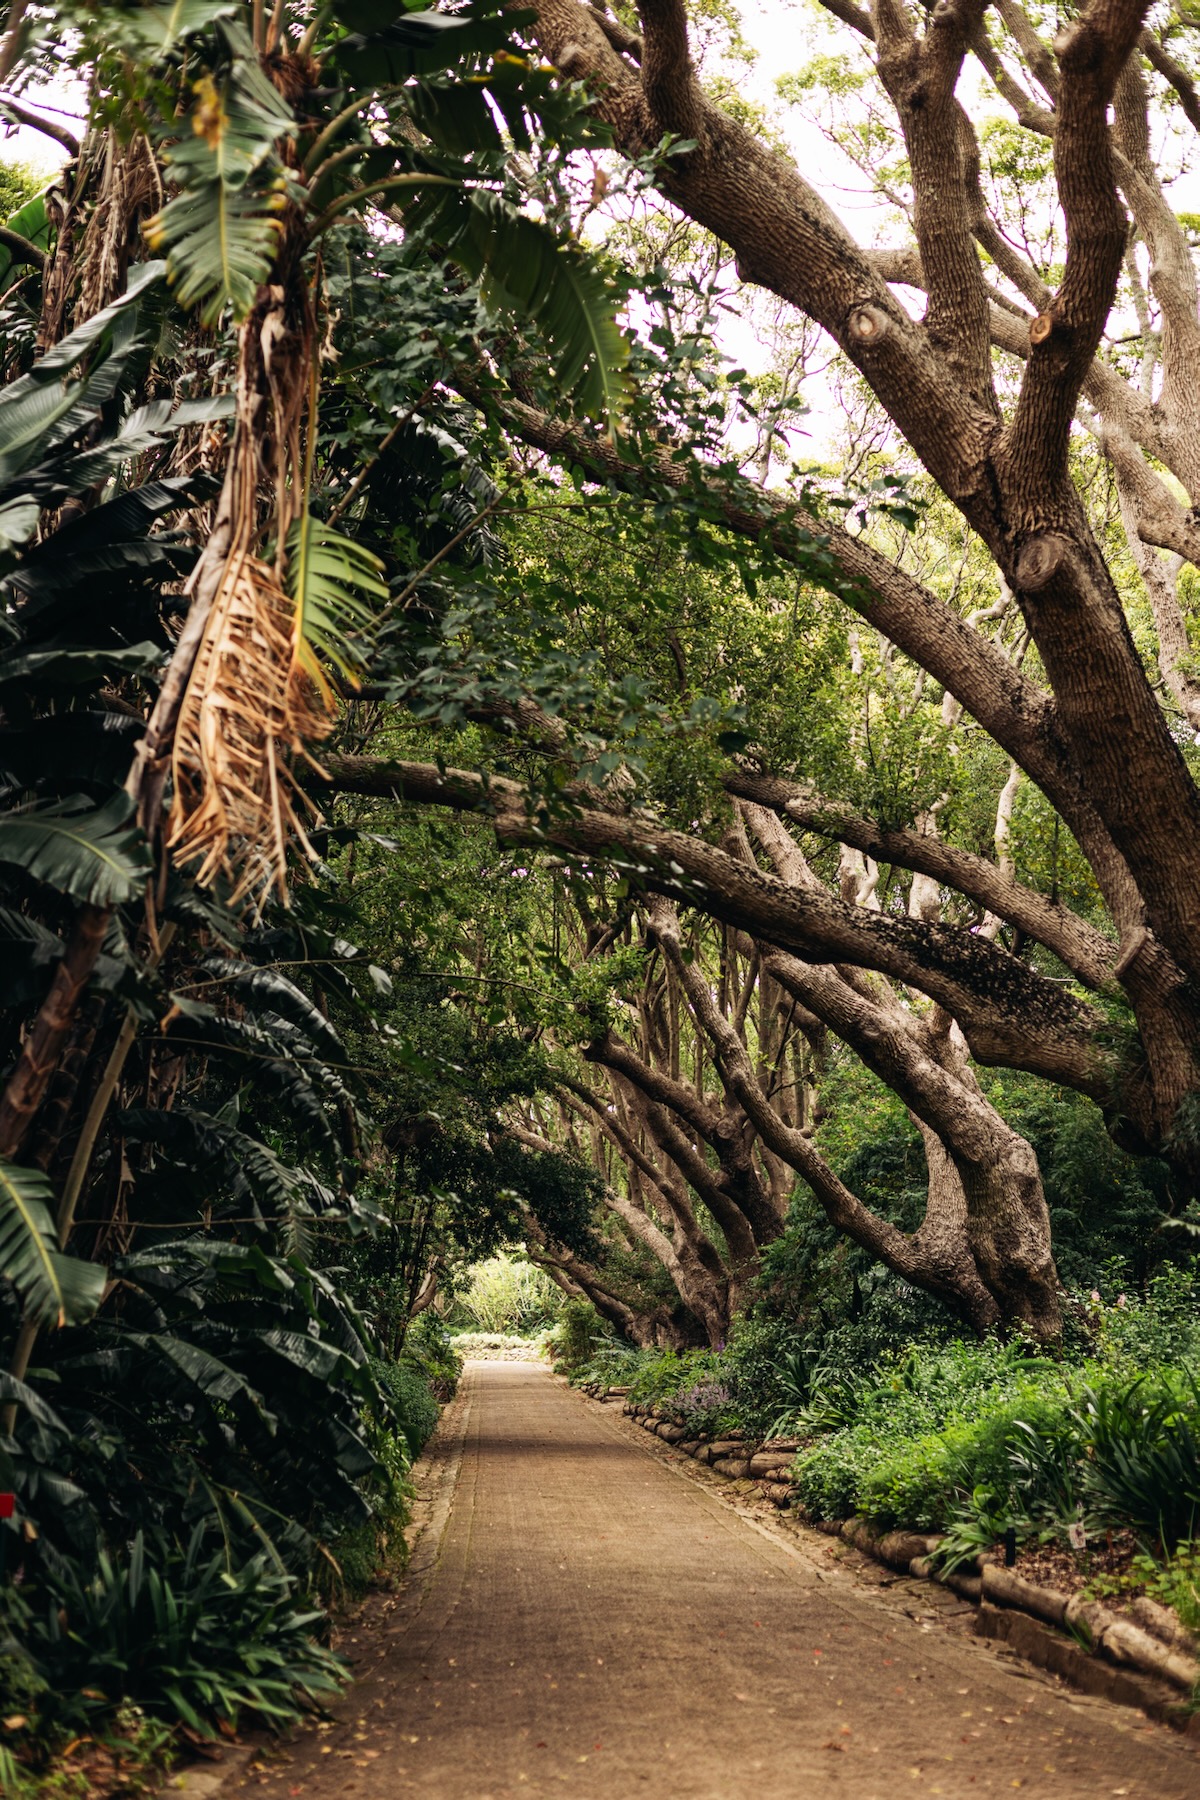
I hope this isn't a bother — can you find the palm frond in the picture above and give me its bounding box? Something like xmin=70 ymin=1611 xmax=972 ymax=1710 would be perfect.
xmin=0 ymin=1159 xmax=107 ymax=1328
xmin=0 ymin=792 xmax=154 ymax=905
xmin=168 ymin=552 xmax=322 ymax=901
xmin=420 ymin=189 xmax=629 ymax=419
xmin=287 ymin=513 xmax=388 ymax=700
xmin=170 ymin=517 xmax=386 ymax=901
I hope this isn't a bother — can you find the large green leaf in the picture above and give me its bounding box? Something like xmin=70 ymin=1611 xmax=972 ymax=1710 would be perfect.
xmin=146 ymin=33 xmax=295 ymax=323
xmin=333 ymin=8 xmax=513 ymax=83
xmin=123 ymin=1331 xmax=277 ymax=1428
xmin=287 ymin=514 xmax=388 ymax=696
xmin=0 ymin=189 xmax=50 ymax=290
xmin=0 ymin=792 xmax=154 ymax=905
xmin=0 ymin=1159 xmax=107 ymax=1328
xmin=51 ymin=397 xmax=232 ymax=495
xmin=197 ymin=956 xmax=349 ymax=1065
xmin=148 ymin=178 xmax=286 ymax=325
xmin=108 ymin=0 xmax=241 ymax=59
xmin=420 ymin=189 xmax=629 ymax=418
xmin=34 ymin=260 xmax=166 ymax=377
xmin=405 ymin=78 xmax=504 ymax=154
xmin=164 ymin=72 xmax=292 ymax=191
xmin=0 ymin=641 xmax=163 ymax=689
xmin=0 ymin=262 xmax=167 ymax=493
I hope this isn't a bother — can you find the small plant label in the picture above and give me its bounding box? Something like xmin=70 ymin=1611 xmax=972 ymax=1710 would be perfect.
xmin=1067 ymin=1520 xmax=1087 ymax=1551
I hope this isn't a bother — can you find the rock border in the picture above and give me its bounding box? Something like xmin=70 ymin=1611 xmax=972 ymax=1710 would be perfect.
xmin=583 ymin=1383 xmax=1200 ymax=1736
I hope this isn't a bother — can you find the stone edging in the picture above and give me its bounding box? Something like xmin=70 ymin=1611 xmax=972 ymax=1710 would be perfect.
xmin=583 ymin=1382 xmax=1200 ymax=1736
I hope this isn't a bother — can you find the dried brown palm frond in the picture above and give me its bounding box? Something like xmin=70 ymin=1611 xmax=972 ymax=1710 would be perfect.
xmin=167 ymin=545 xmax=330 ymax=903
xmin=76 ymin=127 xmax=163 ymax=325
xmin=166 ymin=260 xmax=330 ymax=907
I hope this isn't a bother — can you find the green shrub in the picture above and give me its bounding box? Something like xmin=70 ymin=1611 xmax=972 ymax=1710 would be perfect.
xmin=1073 ymin=1374 xmax=1200 ymax=1551
xmin=1096 ymin=1265 xmax=1200 ymax=1368
xmin=371 ymin=1356 xmax=440 ymax=1458
xmin=1140 ymin=1543 xmax=1200 ymax=1632
xmin=622 ymin=1348 xmax=726 ymax=1404
xmin=3 ymin=1529 xmax=344 ymax=1740
xmin=791 ymin=1340 xmax=1075 ymax=1527
xmin=723 ymin=1316 xmax=807 ymax=1439
xmin=792 ymin=1430 xmax=881 ymax=1521
xmin=547 ymin=1299 xmax=604 ymax=1373
xmin=405 ymin=1314 xmax=464 ymax=1400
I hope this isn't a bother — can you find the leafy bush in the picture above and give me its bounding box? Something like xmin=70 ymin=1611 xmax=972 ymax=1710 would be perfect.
xmin=1095 ymin=1265 xmax=1200 ymax=1367
xmin=3 ymin=1239 xmax=385 ymax=1581
xmin=722 ymin=1315 xmax=806 ymax=1439
xmin=450 ymin=1330 xmax=550 ymax=1353
xmin=1 ymin=1529 xmax=344 ymax=1740
xmin=671 ymin=1375 xmax=739 ymax=1437
xmin=405 ymin=1314 xmax=464 ymax=1401
xmin=371 ymin=1356 xmax=440 ymax=1459
xmin=547 ymin=1299 xmax=604 ymax=1373
xmin=791 ymin=1340 xmax=1072 ymax=1526
xmin=1073 ymin=1375 xmax=1200 ymax=1551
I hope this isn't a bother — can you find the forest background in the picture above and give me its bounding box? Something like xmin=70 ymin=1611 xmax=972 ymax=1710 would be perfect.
xmin=4 ymin=0 xmax=1200 ymax=1783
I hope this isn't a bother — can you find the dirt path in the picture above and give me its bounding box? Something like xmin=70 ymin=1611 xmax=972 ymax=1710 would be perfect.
xmin=232 ymin=1360 xmax=1200 ymax=1800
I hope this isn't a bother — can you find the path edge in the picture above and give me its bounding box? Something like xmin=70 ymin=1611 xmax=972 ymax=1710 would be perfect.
xmin=574 ymin=1378 xmax=1200 ymax=1738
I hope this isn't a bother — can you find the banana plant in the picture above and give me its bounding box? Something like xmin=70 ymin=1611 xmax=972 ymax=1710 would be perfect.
xmin=66 ymin=0 xmax=630 ymax=902
xmin=127 ymin=1 xmax=629 ymax=413
xmin=0 ymin=1161 xmax=105 ymax=1329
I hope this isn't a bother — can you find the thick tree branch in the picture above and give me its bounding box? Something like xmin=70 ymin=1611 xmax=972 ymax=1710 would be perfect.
xmin=583 ymin=1028 xmax=783 ymax=1250
xmin=586 ymin=2 xmax=643 ymax=60
xmin=1002 ymin=0 xmax=1151 ymax=488
xmin=637 ymin=0 xmax=702 ymax=138
xmin=649 ymin=898 xmax=1005 ymax=1329
xmin=0 ymin=91 xmax=79 ymax=157
xmin=322 ymin=753 xmax=1108 ymax=1094
xmin=725 ymin=770 xmax=1117 ymax=988
xmin=0 ymin=221 xmax=43 ymax=268
xmin=453 ymin=368 xmax=1150 ymax=938
xmin=529 ymin=0 xmax=1200 ymax=993
xmin=873 ymin=0 xmax=997 ymax=405
xmin=1140 ymin=29 xmax=1200 ymax=133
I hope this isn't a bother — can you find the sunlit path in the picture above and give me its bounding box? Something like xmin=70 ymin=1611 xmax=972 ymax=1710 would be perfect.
xmin=236 ymin=1362 xmax=1200 ymax=1800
